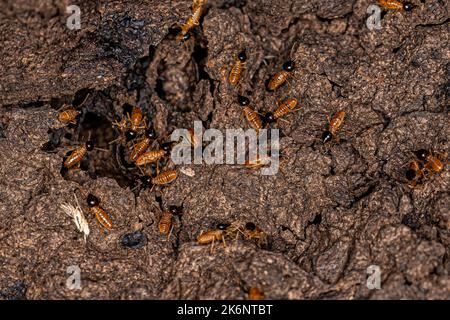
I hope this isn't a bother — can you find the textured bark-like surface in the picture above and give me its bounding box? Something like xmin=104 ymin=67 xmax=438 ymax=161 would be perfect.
xmin=0 ymin=0 xmax=449 ymax=299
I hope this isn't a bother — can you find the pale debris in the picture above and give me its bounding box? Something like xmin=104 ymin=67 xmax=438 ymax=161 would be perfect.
xmin=60 ymin=198 xmax=90 ymax=243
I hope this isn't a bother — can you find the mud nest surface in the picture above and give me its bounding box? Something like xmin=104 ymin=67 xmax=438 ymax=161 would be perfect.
xmin=0 ymin=0 xmax=450 ymax=300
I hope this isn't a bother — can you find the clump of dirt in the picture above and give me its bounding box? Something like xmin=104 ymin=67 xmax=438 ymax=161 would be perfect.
xmin=0 ymin=0 xmax=449 ymax=300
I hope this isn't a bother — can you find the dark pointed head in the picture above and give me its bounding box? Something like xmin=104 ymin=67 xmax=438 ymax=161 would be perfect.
xmin=245 ymin=222 xmax=256 ymax=231
xmin=125 ymin=130 xmax=137 ymax=141
xmin=140 ymin=175 xmax=153 ymax=187
xmin=169 ymin=205 xmax=183 ymax=216
xmin=282 ymin=60 xmax=295 ymax=72
xmin=145 ymin=128 xmax=157 ymax=139
xmin=322 ymin=130 xmax=333 ymax=144
xmin=161 ymin=142 xmax=173 ymax=152
xmin=263 ymin=112 xmax=276 ymax=124
xmin=217 ymin=223 xmax=230 ymax=230
xmin=415 ymin=149 xmax=430 ymax=162
xmin=238 ymin=95 xmax=250 ymax=106
xmin=237 ymin=50 xmax=247 ymax=62
xmin=403 ymin=3 xmax=413 ymax=11
xmin=85 ymin=140 xmax=94 ymax=151
xmin=87 ymin=194 xmax=99 ymax=207
xmin=405 ymin=168 xmax=416 ymax=181
xmin=180 ymin=33 xmax=190 ymax=43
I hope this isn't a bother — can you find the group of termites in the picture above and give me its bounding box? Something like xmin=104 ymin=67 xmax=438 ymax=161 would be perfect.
xmin=54 ymin=0 xmax=446 ymax=299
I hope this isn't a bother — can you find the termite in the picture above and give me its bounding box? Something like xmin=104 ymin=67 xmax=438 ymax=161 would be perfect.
xmin=415 ymin=149 xmax=448 ymax=176
xmin=126 ymin=106 xmax=147 ymax=141
xmin=247 ymin=287 xmax=265 ymax=300
xmin=178 ymin=0 xmax=206 ymax=43
xmin=58 ymin=108 xmax=80 ymax=125
xmin=377 ymin=0 xmax=413 ymax=11
xmin=263 ymin=97 xmax=299 ymax=124
xmin=238 ymin=95 xmax=263 ymax=131
xmin=135 ymin=141 xmax=173 ymax=167
xmin=187 ymin=128 xmax=200 ymax=149
xmin=57 ymin=94 xmax=89 ymax=125
xmin=86 ymin=194 xmax=113 ymax=231
xmin=159 ymin=206 xmax=183 ymax=239
xmin=197 ymin=223 xmax=229 ymax=252
xmin=267 ymin=60 xmax=295 ymax=91
xmin=242 ymin=222 xmax=267 ymax=247
xmin=244 ymin=155 xmax=272 ymax=169
xmin=152 ymin=169 xmax=179 ymax=186
xmin=129 ymin=128 xmax=157 ymax=162
xmin=322 ymin=110 xmax=346 ymax=144
xmin=63 ymin=141 xmax=95 ymax=169
xmin=229 ymin=50 xmax=247 ymax=86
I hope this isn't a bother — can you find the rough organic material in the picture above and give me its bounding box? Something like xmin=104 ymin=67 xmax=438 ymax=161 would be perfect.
xmin=0 ymin=0 xmax=449 ymax=300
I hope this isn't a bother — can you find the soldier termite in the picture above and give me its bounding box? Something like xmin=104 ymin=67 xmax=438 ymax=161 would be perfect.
xmin=129 ymin=128 xmax=158 ymax=162
xmin=177 ymin=0 xmax=207 ymax=43
xmin=238 ymin=95 xmax=263 ymax=131
xmin=86 ymin=193 xmax=114 ymax=231
xmin=197 ymin=223 xmax=229 ymax=253
xmin=322 ymin=110 xmax=346 ymax=144
xmin=126 ymin=106 xmax=148 ymax=141
xmin=266 ymin=42 xmax=300 ymax=92
xmin=229 ymin=50 xmax=247 ymax=86
xmin=377 ymin=0 xmax=413 ymax=11
xmin=267 ymin=60 xmax=295 ymax=91
xmin=63 ymin=141 xmax=95 ymax=169
xmin=263 ymin=97 xmax=299 ymax=125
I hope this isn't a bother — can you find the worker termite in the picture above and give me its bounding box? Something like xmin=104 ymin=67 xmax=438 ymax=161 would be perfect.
xmin=377 ymin=0 xmax=413 ymax=11
xmin=159 ymin=205 xmax=183 ymax=239
xmin=322 ymin=110 xmax=346 ymax=144
xmin=238 ymin=95 xmax=263 ymax=131
xmin=263 ymin=97 xmax=299 ymax=125
xmin=129 ymin=128 xmax=158 ymax=162
xmin=242 ymin=222 xmax=268 ymax=247
xmin=86 ymin=193 xmax=114 ymax=231
xmin=57 ymin=94 xmax=89 ymax=125
xmin=247 ymin=287 xmax=265 ymax=300
xmin=58 ymin=108 xmax=80 ymax=125
xmin=177 ymin=0 xmax=206 ymax=43
xmin=244 ymin=155 xmax=272 ymax=170
xmin=415 ymin=149 xmax=448 ymax=176
xmin=187 ymin=128 xmax=201 ymax=149
xmin=152 ymin=169 xmax=179 ymax=186
xmin=229 ymin=50 xmax=247 ymax=86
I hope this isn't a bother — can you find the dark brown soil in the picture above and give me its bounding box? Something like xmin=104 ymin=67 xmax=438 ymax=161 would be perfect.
xmin=0 ymin=0 xmax=449 ymax=299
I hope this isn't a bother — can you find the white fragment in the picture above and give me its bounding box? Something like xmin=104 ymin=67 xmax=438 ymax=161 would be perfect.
xmin=60 ymin=200 xmax=90 ymax=243
xmin=180 ymin=167 xmax=195 ymax=177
